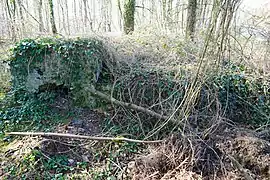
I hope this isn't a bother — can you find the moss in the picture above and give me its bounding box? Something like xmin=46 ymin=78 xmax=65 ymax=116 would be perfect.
xmin=123 ymin=0 xmax=135 ymax=34
xmin=9 ymin=38 xmax=111 ymax=107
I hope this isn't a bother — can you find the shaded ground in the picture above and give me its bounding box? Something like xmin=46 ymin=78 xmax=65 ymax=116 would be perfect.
xmin=0 ymin=91 xmax=270 ymax=179
xmin=130 ymin=127 xmax=270 ymax=179
xmin=1 ymin=108 xmax=270 ymax=179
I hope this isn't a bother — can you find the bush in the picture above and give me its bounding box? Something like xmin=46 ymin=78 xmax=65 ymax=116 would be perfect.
xmin=0 ymin=91 xmax=55 ymax=135
xmin=214 ymin=63 xmax=270 ymax=125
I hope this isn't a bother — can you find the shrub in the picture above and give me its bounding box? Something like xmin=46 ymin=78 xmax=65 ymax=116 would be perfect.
xmin=215 ymin=63 xmax=270 ymax=125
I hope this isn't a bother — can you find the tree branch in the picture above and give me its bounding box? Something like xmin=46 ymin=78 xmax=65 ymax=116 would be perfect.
xmin=135 ymin=5 xmax=152 ymax=13
xmin=88 ymin=86 xmax=168 ymax=120
xmin=6 ymin=132 xmax=163 ymax=144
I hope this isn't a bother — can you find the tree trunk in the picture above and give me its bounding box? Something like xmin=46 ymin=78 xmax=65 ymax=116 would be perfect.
xmin=48 ymin=0 xmax=57 ymax=34
xmin=38 ymin=0 xmax=44 ymax=32
xmin=64 ymin=0 xmax=70 ymax=34
xmin=17 ymin=0 xmax=25 ymax=36
xmin=167 ymin=0 xmax=173 ymax=30
xmin=117 ymin=0 xmax=123 ymax=30
xmin=123 ymin=0 xmax=135 ymax=34
xmin=6 ymin=0 xmax=16 ymax=41
xmin=83 ymin=0 xmax=88 ymax=32
xmin=107 ymin=0 xmax=112 ymax=32
xmin=59 ymin=0 xmax=66 ymax=34
xmin=162 ymin=0 xmax=167 ymax=27
xmin=73 ymin=0 xmax=78 ymax=32
xmin=186 ymin=0 xmax=197 ymax=41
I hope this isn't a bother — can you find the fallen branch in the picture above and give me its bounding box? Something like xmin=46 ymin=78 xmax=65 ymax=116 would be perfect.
xmin=88 ymin=86 xmax=195 ymax=133
xmin=88 ymin=86 xmax=168 ymax=120
xmin=6 ymin=132 xmax=163 ymax=144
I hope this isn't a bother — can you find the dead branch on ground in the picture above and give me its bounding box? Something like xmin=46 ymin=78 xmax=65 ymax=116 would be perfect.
xmin=6 ymin=132 xmax=163 ymax=144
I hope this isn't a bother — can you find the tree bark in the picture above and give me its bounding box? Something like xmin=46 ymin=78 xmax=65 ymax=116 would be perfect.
xmin=162 ymin=0 xmax=167 ymax=27
xmin=6 ymin=132 xmax=163 ymax=144
xmin=6 ymin=0 xmax=16 ymax=41
xmin=186 ymin=0 xmax=197 ymax=41
xmin=88 ymin=86 xmax=168 ymax=120
xmin=38 ymin=0 xmax=44 ymax=32
xmin=117 ymin=0 xmax=123 ymax=30
xmin=123 ymin=0 xmax=135 ymax=34
xmin=83 ymin=0 xmax=88 ymax=32
xmin=48 ymin=0 xmax=57 ymax=34
xmin=64 ymin=0 xmax=70 ymax=34
xmin=17 ymin=0 xmax=25 ymax=35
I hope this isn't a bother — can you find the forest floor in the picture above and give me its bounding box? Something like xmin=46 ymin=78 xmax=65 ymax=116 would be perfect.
xmin=0 ymin=35 xmax=270 ymax=179
xmin=1 ymin=103 xmax=269 ymax=179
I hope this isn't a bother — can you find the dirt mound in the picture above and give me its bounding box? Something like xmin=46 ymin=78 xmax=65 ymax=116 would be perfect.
xmin=129 ymin=128 xmax=270 ymax=179
xmin=217 ymin=129 xmax=270 ymax=179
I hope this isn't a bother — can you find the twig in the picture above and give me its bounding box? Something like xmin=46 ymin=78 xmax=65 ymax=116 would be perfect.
xmin=135 ymin=6 xmax=152 ymax=13
xmin=6 ymin=132 xmax=163 ymax=144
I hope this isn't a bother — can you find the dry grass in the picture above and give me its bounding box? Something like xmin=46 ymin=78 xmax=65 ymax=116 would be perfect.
xmin=1 ymin=28 xmax=269 ymax=179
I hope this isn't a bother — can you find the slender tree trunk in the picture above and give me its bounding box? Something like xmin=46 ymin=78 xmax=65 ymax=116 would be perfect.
xmin=107 ymin=0 xmax=112 ymax=32
xmin=83 ymin=0 xmax=88 ymax=32
xmin=6 ymin=0 xmax=16 ymax=41
xmin=162 ymin=0 xmax=167 ymax=27
xmin=57 ymin=0 xmax=61 ymax=32
xmin=86 ymin=0 xmax=93 ymax=31
xmin=123 ymin=0 xmax=135 ymax=34
xmin=167 ymin=0 xmax=173 ymax=31
xmin=150 ymin=0 xmax=155 ymax=24
xmin=186 ymin=0 xmax=197 ymax=41
xmin=38 ymin=0 xmax=44 ymax=32
xmin=48 ymin=0 xmax=57 ymax=34
xmin=79 ymin=0 xmax=83 ymax=32
xmin=64 ymin=0 xmax=70 ymax=34
xmin=117 ymin=0 xmax=123 ymax=30
xmin=17 ymin=0 xmax=25 ymax=36
xmin=44 ymin=0 xmax=50 ymax=32
xmin=175 ymin=0 xmax=181 ymax=32
xmin=59 ymin=0 xmax=66 ymax=34
xmin=201 ymin=0 xmax=207 ymax=28
xmin=92 ymin=0 xmax=96 ymax=30
xmin=3 ymin=1 xmax=10 ymax=37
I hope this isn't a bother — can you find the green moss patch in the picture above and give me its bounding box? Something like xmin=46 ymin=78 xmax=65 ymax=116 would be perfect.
xmin=10 ymin=38 xmax=111 ymax=107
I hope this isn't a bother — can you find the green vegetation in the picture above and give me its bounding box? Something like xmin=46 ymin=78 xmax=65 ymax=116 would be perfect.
xmin=0 ymin=36 xmax=269 ymax=179
xmin=10 ymin=38 xmax=111 ymax=106
xmin=0 ymin=37 xmax=269 ymax=137
xmin=123 ymin=0 xmax=135 ymax=34
xmin=214 ymin=64 xmax=269 ymax=125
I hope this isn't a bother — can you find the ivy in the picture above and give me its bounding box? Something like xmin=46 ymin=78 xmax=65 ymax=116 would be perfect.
xmin=9 ymin=38 xmax=110 ymax=106
xmin=214 ymin=63 xmax=270 ymax=125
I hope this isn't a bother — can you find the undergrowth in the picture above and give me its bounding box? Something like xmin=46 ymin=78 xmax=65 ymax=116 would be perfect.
xmin=0 ymin=36 xmax=269 ymax=179
xmin=0 ymin=91 xmax=67 ymax=137
xmin=0 ymin=37 xmax=269 ymax=138
xmin=214 ymin=63 xmax=270 ymax=125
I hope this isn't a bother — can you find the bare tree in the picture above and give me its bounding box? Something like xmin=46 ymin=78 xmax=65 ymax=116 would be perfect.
xmin=6 ymin=0 xmax=16 ymax=41
xmin=17 ymin=0 xmax=25 ymax=36
xmin=123 ymin=0 xmax=136 ymax=34
xmin=64 ymin=0 xmax=70 ymax=34
xmin=186 ymin=0 xmax=197 ymax=41
xmin=48 ymin=0 xmax=57 ymax=34
xmin=83 ymin=0 xmax=88 ymax=32
xmin=117 ymin=0 xmax=123 ymax=30
xmin=38 ymin=0 xmax=44 ymax=32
